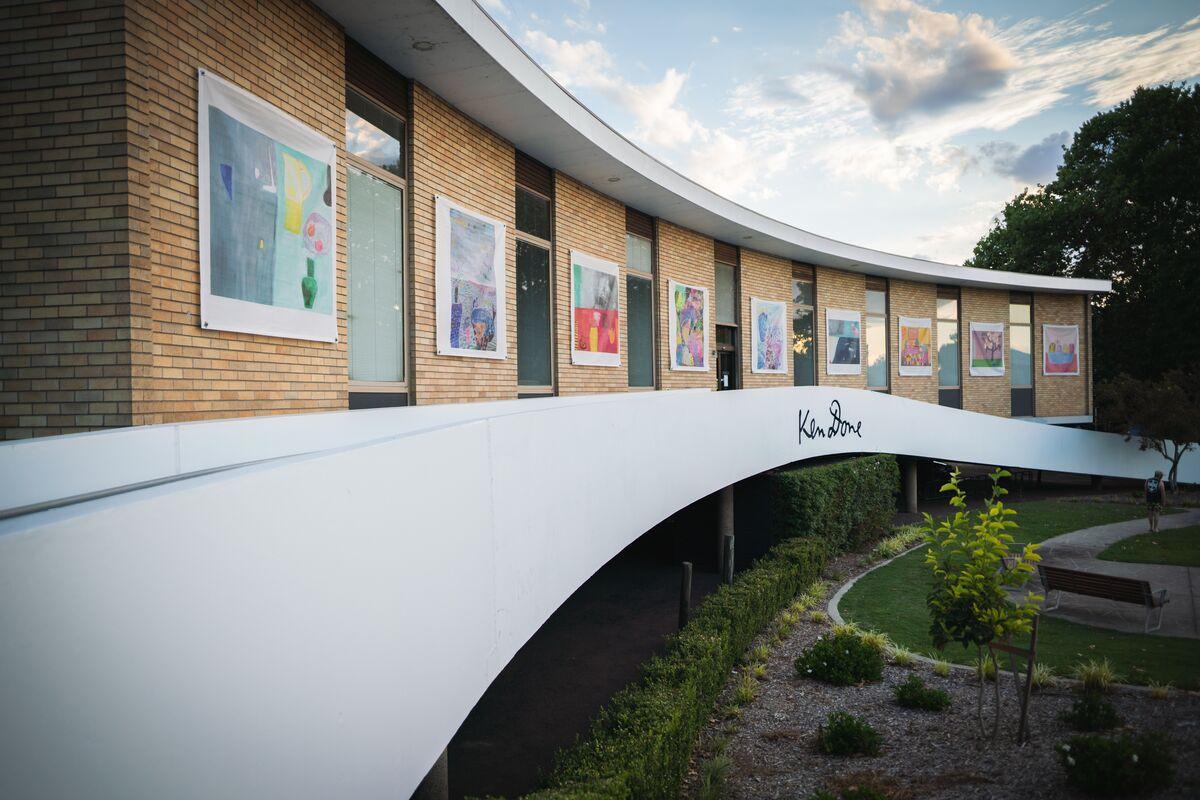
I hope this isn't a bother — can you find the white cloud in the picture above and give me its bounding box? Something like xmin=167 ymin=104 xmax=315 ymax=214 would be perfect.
xmin=710 ymin=35 xmax=719 ymax=45
xmin=732 ymin=26 xmax=743 ymax=33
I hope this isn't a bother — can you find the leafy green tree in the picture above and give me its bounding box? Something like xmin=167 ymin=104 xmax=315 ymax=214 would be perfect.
xmin=967 ymin=84 xmax=1200 ymax=382
xmin=1095 ymin=367 xmax=1200 ymax=492
xmin=922 ymin=468 xmax=1041 ymax=738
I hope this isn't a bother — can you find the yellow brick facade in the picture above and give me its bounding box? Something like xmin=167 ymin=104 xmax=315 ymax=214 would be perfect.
xmin=1034 ymin=293 xmax=1089 ymax=417
xmin=553 ymin=173 xmax=628 ymax=395
xmin=961 ymin=287 xmax=1011 ymax=417
xmin=814 ymin=267 xmax=867 ymax=390
xmin=0 ymin=0 xmax=1100 ymax=437
xmin=739 ymin=250 xmax=793 ymax=389
xmin=656 ymin=221 xmax=715 ymax=391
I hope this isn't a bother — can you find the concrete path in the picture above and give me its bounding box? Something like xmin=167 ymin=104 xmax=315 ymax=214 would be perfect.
xmin=1027 ymin=508 xmax=1200 ymax=639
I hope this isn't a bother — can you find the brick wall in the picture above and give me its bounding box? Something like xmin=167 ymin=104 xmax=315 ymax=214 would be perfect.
xmin=1 ymin=0 xmax=133 ymax=439
xmin=961 ymin=287 xmax=1010 ymax=417
xmin=656 ymin=220 xmax=714 ymax=391
xmin=814 ymin=267 xmax=866 ymax=390
xmin=889 ymin=279 xmax=938 ymax=404
xmin=553 ymin=172 xmax=627 ymax=394
xmin=1033 ymin=292 xmax=1088 ymax=417
xmin=739 ymin=249 xmax=792 ymax=389
xmin=409 ymin=83 xmax=517 ymax=404
xmin=123 ymin=0 xmax=347 ymax=424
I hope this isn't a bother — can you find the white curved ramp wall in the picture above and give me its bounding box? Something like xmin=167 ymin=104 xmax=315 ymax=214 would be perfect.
xmin=0 ymin=388 xmax=1194 ymax=800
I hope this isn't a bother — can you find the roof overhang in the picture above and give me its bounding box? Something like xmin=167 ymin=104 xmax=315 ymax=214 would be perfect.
xmin=313 ymin=0 xmax=1111 ymax=295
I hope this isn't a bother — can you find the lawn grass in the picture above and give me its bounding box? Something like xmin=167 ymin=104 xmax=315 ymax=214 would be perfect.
xmin=839 ymin=500 xmax=1200 ymax=690
xmin=1098 ymin=524 xmax=1200 ymax=568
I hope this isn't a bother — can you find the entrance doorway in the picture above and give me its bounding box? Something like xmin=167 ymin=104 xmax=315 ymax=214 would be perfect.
xmin=716 ymin=326 xmax=738 ymax=390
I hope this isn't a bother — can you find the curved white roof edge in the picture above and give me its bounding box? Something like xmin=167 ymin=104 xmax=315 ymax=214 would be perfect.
xmin=318 ymin=0 xmax=1109 ymax=295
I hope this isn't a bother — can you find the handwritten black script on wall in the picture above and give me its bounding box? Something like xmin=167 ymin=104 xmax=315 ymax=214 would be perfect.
xmin=798 ymin=400 xmax=863 ymax=445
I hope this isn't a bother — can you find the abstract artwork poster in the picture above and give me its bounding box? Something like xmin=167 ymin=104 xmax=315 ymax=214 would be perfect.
xmin=669 ymin=280 xmax=708 ymax=371
xmin=969 ymin=321 xmax=1005 ymax=376
xmin=826 ymin=309 xmax=861 ymax=375
xmin=1043 ymin=324 xmax=1080 ymax=376
xmin=435 ymin=195 xmax=508 ymax=359
xmin=750 ymin=298 xmax=787 ymax=374
xmin=198 ymin=69 xmax=338 ymax=342
xmin=570 ymin=250 xmax=621 ymax=367
xmin=897 ymin=316 xmax=932 ymax=376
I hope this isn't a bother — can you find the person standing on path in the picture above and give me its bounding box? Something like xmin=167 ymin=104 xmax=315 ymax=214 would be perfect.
xmin=1146 ymin=470 xmax=1167 ymax=532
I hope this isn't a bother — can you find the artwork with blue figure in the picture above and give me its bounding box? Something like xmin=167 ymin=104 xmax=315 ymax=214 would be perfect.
xmin=826 ymin=309 xmax=862 ymax=375
xmin=448 ymin=207 xmax=499 ymax=352
xmin=751 ymin=298 xmax=787 ymax=374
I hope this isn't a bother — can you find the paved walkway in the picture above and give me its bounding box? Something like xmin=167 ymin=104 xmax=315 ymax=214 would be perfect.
xmin=1027 ymin=509 xmax=1200 ymax=639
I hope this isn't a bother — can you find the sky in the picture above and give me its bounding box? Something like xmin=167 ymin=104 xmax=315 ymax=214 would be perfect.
xmin=477 ymin=0 xmax=1200 ymax=264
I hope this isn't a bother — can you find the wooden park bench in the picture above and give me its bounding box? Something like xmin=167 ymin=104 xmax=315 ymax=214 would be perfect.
xmin=1038 ymin=564 xmax=1169 ymax=633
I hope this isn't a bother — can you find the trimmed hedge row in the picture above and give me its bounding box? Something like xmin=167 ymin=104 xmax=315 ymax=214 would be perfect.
xmin=525 ymin=537 xmax=826 ymax=800
xmin=767 ymin=454 xmax=898 ymax=554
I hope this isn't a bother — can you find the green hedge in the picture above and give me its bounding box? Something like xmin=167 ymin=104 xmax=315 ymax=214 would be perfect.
xmin=524 ymin=537 xmax=826 ymax=800
xmin=767 ymin=454 xmax=899 ymax=554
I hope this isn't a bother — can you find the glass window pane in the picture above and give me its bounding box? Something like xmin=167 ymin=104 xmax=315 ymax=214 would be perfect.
xmin=937 ymin=320 xmax=959 ymax=387
xmin=348 ymin=168 xmax=404 ymax=382
xmin=715 ymin=262 xmax=736 ymax=325
xmin=516 ymin=188 xmax=551 ymax=240
xmin=626 ymin=233 xmax=652 ymax=275
xmin=345 ymin=88 xmax=404 ymax=178
xmin=793 ymin=308 xmax=815 ymax=386
xmin=866 ymin=288 xmax=886 ymax=315
xmin=866 ymin=315 xmax=887 ymax=387
xmin=792 ymin=278 xmax=813 ymax=307
xmin=1010 ymin=302 xmax=1031 ymax=324
xmin=627 ymin=274 xmax=654 ymax=387
xmin=1011 ymin=324 xmax=1031 ymax=386
xmin=937 ymin=296 xmax=958 ymax=320
xmin=517 ymin=240 xmax=552 ymax=386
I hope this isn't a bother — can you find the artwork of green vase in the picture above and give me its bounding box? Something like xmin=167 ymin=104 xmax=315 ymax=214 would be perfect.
xmin=301 ymin=257 xmax=318 ymax=309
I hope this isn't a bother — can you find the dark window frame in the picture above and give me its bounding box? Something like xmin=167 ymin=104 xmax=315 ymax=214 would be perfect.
xmin=864 ymin=276 xmax=889 ymax=392
xmin=792 ymin=263 xmax=817 ymax=387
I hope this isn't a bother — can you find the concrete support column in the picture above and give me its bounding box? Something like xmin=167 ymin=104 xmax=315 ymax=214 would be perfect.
xmin=411 ymin=748 xmax=448 ymax=800
xmin=904 ymin=459 xmax=919 ymax=515
xmin=717 ymin=485 xmax=734 ymax=580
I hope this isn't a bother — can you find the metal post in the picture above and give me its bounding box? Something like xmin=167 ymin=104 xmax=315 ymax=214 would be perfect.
xmin=904 ymin=459 xmax=919 ymax=514
xmin=678 ymin=561 xmax=693 ymax=629
xmin=717 ymin=484 xmax=734 ymax=576
xmin=722 ymin=534 xmax=735 ymax=585
xmin=410 ymin=748 xmax=448 ymax=800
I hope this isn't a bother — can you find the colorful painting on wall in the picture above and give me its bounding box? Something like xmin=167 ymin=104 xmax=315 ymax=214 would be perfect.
xmin=898 ymin=316 xmax=933 ymax=377
xmin=969 ymin=322 xmax=1005 ymax=376
xmin=1043 ymin=324 xmax=1080 ymax=376
xmin=570 ymin=250 xmax=621 ymax=367
xmin=435 ymin=195 xmax=507 ymax=359
xmin=825 ymin=309 xmax=861 ymax=375
xmin=198 ymin=69 xmax=337 ymax=341
xmin=750 ymin=298 xmax=787 ymax=374
xmin=668 ymin=280 xmax=708 ymax=371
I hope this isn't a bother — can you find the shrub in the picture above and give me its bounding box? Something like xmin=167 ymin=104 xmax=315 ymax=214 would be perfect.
xmin=809 ymin=610 xmax=830 ymax=624
xmin=1057 ymin=733 xmax=1175 ymax=796
xmin=857 ymin=630 xmax=892 ymax=656
xmin=768 ymin=455 xmax=899 ymax=553
xmin=531 ymin=537 xmax=825 ymax=799
xmin=1073 ymin=659 xmax=1120 ymax=693
xmin=931 ymin=657 xmax=951 ymax=678
xmin=974 ymin=655 xmax=997 ymax=682
xmin=886 ymin=645 xmax=915 ymax=668
xmin=697 ymin=752 xmax=731 ymax=800
xmin=893 ymin=674 xmax=951 ymax=711
xmin=870 ymin=524 xmax=924 ymax=561
xmin=1030 ymin=662 xmax=1057 ymax=691
xmin=795 ymin=631 xmax=884 ymax=686
xmin=734 ymin=674 xmax=759 ymax=705
xmin=1148 ymin=680 xmax=1173 ymax=699
xmin=817 ymin=711 xmax=882 ymax=756
xmin=1061 ymin=693 xmax=1121 ymax=732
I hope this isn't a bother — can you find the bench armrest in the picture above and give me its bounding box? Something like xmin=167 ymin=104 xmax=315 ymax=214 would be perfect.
xmin=1152 ymin=588 xmax=1169 ymax=608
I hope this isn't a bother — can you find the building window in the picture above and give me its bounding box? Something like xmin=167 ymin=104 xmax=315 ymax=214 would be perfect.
xmin=1010 ymin=292 xmax=1033 ymax=415
xmin=714 ymin=250 xmax=739 ymax=390
xmin=345 ymin=87 xmax=404 ymax=179
xmin=937 ymin=287 xmax=960 ymax=389
xmin=865 ymin=278 xmax=888 ymax=389
xmin=626 ymin=231 xmax=654 ymax=387
xmin=514 ymin=165 xmax=553 ymax=393
xmin=345 ymin=87 xmax=406 ymax=402
xmin=792 ymin=266 xmax=816 ymax=386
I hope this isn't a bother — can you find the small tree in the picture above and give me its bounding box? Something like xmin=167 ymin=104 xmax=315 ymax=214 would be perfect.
xmin=921 ymin=468 xmax=1041 ymax=738
xmin=1096 ymin=367 xmax=1200 ymax=493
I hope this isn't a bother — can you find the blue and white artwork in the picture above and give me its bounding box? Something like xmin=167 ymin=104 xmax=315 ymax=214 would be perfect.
xmin=436 ymin=195 xmax=507 ymax=359
xmin=199 ymin=69 xmax=338 ymax=342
